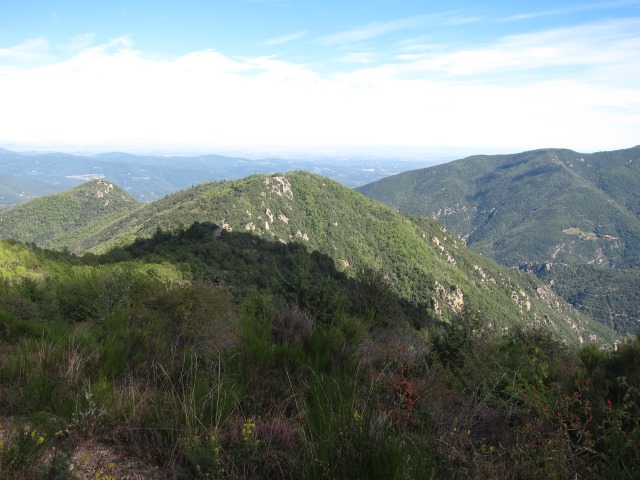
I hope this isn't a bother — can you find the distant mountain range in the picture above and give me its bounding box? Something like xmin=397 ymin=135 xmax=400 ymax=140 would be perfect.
xmin=358 ymin=146 xmax=640 ymax=335
xmin=0 ymin=147 xmax=433 ymax=208
xmin=0 ymin=172 xmax=614 ymax=346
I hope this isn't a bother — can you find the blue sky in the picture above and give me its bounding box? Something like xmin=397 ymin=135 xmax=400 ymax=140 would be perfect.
xmin=1 ymin=0 xmax=639 ymax=155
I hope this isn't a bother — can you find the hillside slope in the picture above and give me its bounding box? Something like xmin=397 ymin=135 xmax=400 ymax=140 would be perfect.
xmin=357 ymin=146 xmax=640 ymax=268
xmin=357 ymin=146 xmax=640 ymax=335
xmin=0 ymin=172 xmax=617 ymax=345
xmin=0 ymin=179 xmax=142 ymax=251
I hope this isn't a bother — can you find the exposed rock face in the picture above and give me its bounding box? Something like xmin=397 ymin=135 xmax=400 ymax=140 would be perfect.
xmin=94 ymin=180 xmax=117 ymax=206
xmin=433 ymin=237 xmax=456 ymax=264
xmin=254 ymin=175 xmax=296 ymax=237
xmin=434 ymin=281 xmax=464 ymax=314
xmin=432 ymin=204 xmax=477 ymax=219
xmin=511 ymin=290 xmax=532 ymax=311
xmin=294 ymin=230 xmax=309 ymax=241
xmin=265 ymin=208 xmax=274 ymax=223
xmin=264 ymin=175 xmax=293 ymax=200
xmin=472 ymin=265 xmax=497 ymax=284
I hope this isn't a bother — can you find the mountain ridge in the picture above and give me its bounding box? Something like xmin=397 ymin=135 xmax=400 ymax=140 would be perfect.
xmin=357 ymin=146 xmax=640 ymax=267
xmin=0 ymin=171 xmax=617 ymax=345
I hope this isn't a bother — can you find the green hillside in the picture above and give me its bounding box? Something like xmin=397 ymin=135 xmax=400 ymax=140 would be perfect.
xmin=357 ymin=147 xmax=640 ymax=335
xmin=357 ymin=147 xmax=640 ymax=268
xmin=0 ymin=172 xmax=616 ymax=346
xmin=535 ymin=264 xmax=640 ymax=335
xmin=0 ymin=179 xmax=142 ymax=251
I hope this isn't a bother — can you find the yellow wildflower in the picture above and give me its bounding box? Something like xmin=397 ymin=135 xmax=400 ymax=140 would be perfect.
xmin=242 ymin=417 xmax=256 ymax=441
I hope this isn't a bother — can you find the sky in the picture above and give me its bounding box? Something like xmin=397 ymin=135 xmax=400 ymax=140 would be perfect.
xmin=0 ymin=0 xmax=639 ymax=156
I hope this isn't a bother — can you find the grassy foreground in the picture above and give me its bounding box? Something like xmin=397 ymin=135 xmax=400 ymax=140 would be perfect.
xmin=0 ymin=236 xmax=638 ymax=479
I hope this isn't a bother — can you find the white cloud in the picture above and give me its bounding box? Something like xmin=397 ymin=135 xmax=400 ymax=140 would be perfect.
xmin=0 ymin=38 xmax=48 ymax=59
xmin=0 ymin=29 xmax=638 ymax=153
xmin=263 ymin=31 xmax=307 ymax=46
xmin=388 ymin=18 xmax=640 ymax=88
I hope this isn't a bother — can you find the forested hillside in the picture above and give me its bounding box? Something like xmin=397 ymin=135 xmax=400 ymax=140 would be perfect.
xmin=358 ymin=146 xmax=640 ymax=267
xmin=358 ymin=146 xmax=640 ymax=336
xmin=0 ymin=179 xmax=141 ymax=251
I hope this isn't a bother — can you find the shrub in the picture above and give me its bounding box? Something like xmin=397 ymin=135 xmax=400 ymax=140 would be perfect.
xmin=0 ymin=424 xmax=50 ymax=479
xmin=271 ymin=305 xmax=314 ymax=346
xmin=350 ymin=265 xmax=401 ymax=327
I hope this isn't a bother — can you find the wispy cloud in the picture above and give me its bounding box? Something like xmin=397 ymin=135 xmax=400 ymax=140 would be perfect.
xmin=62 ymin=33 xmax=95 ymax=51
xmin=263 ymin=31 xmax=307 ymax=46
xmin=501 ymin=0 xmax=640 ymax=22
xmin=337 ymin=51 xmax=378 ymax=65
xmin=444 ymin=16 xmax=480 ymax=26
xmin=316 ymin=12 xmax=464 ymax=46
xmin=378 ymin=17 xmax=640 ymax=88
xmin=76 ymin=35 xmax=133 ymax=56
xmin=0 ymin=38 xmax=48 ymax=59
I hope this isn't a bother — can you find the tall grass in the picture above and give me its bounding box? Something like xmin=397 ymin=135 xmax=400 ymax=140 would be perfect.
xmin=0 ymin=265 xmax=638 ymax=479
